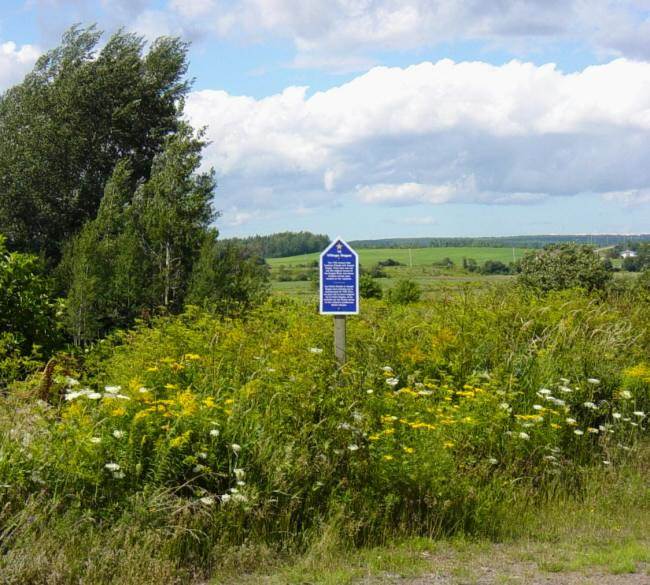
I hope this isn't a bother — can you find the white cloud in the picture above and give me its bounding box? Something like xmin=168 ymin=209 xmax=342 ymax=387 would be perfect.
xmin=186 ymin=58 xmax=650 ymax=213
xmin=0 ymin=42 xmax=40 ymax=92
xmin=603 ymin=188 xmax=650 ymax=206
xmin=160 ymin=0 xmax=650 ymax=69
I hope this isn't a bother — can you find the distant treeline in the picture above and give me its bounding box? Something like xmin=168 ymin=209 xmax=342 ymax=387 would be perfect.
xmin=225 ymin=231 xmax=330 ymax=258
xmin=349 ymin=234 xmax=650 ymax=249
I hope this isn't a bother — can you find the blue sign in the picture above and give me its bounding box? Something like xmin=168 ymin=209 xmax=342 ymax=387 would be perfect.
xmin=320 ymin=237 xmax=359 ymax=315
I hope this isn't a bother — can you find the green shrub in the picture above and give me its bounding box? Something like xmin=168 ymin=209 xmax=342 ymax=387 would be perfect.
xmin=359 ymin=274 xmax=383 ymax=299
xmin=388 ymin=279 xmax=421 ymax=304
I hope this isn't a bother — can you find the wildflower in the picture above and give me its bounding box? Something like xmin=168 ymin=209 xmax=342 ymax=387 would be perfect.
xmin=566 ymin=418 xmax=577 ymax=425
xmin=366 ymin=389 xmax=374 ymax=394
xmin=574 ymin=429 xmax=584 ymax=436
xmin=104 ymin=385 xmax=122 ymax=394
xmin=200 ymin=496 xmax=215 ymax=506
xmin=65 ymin=377 xmax=80 ymax=387
xmin=633 ymin=411 xmax=645 ymax=418
xmin=348 ymin=444 xmax=359 ymax=451
xmin=381 ymin=366 xmax=393 ymax=373
xmin=138 ymin=387 xmax=149 ymax=393
xmin=90 ymin=437 xmax=101 ymax=444
xmin=587 ymin=427 xmax=599 ymax=434
xmin=233 ymin=468 xmax=245 ymax=481
xmin=338 ymin=422 xmax=351 ymax=430
xmin=539 ymin=388 xmax=552 ymax=395
xmin=112 ymin=430 xmax=125 ymax=439
xmin=599 ymin=425 xmax=607 ymax=432
xmin=105 ymin=462 xmax=120 ymax=471
xmin=210 ymin=429 xmax=220 ymax=437
xmin=87 ymin=392 xmax=102 ymax=400
xmin=382 ymin=455 xmax=394 ymax=461
xmin=518 ymin=432 xmax=530 ymax=440
xmin=533 ymin=404 xmax=544 ymax=411
xmin=232 ymin=493 xmax=247 ymax=503
xmin=221 ymin=494 xmax=231 ymax=503
xmin=587 ymin=378 xmax=600 ymax=385
xmin=560 ymin=377 xmax=570 ymax=384
xmin=443 ymin=441 xmax=454 ymax=449
xmin=309 ymin=347 xmax=323 ymax=354
xmin=198 ymin=452 xmax=207 ymax=460
xmin=386 ymin=377 xmax=399 ymax=387
xmin=113 ymin=471 xmax=125 ymax=479
xmin=603 ymin=460 xmax=611 ymax=465
xmin=583 ymin=402 xmax=597 ymax=409
xmin=559 ymin=386 xmax=572 ymax=394
xmin=231 ymin=443 xmax=241 ymax=454
xmin=488 ymin=457 xmax=498 ymax=465
xmin=403 ymin=446 xmax=414 ymax=454
xmin=499 ymin=402 xmax=510 ymax=410
xmin=612 ymin=412 xmax=622 ymax=420
xmin=543 ymin=455 xmax=557 ymax=461
xmin=619 ymin=390 xmax=632 ymax=399
xmin=193 ymin=465 xmax=205 ymax=473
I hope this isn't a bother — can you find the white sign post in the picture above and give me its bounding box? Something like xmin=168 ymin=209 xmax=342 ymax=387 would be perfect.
xmin=319 ymin=237 xmax=359 ymax=365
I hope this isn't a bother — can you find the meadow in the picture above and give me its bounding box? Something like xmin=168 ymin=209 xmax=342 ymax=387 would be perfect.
xmin=0 ymin=281 xmax=648 ymax=584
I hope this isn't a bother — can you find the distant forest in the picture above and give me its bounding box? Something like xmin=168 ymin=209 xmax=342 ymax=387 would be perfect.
xmin=350 ymin=234 xmax=650 ymax=250
xmin=225 ymin=231 xmax=330 ymax=258
xmin=226 ymin=232 xmax=650 ymax=258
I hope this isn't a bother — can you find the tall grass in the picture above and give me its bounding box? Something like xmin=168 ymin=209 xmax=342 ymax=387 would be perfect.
xmin=0 ymin=284 xmax=647 ymax=583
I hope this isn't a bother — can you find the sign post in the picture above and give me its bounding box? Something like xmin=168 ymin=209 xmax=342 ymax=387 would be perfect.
xmin=319 ymin=237 xmax=359 ymax=365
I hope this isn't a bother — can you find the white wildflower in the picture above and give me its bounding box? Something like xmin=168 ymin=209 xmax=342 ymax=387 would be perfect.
xmin=385 ymin=377 xmax=399 ymax=387
xmin=87 ymin=392 xmax=102 ymax=400
xmin=200 ymin=496 xmax=215 ymax=506
xmin=221 ymin=494 xmax=232 ymax=503
xmin=574 ymin=429 xmax=584 ymax=436
xmin=559 ymin=386 xmax=572 ymax=394
xmin=309 ymin=347 xmax=323 ymax=354
xmin=560 ymin=377 xmax=570 ymax=384
xmin=65 ymin=377 xmax=80 ymax=387
xmin=583 ymin=402 xmax=597 ymax=409
xmin=113 ymin=471 xmax=125 ymax=479
xmin=488 ymin=457 xmax=498 ymax=465
xmin=612 ymin=412 xmax=622 ymax=420
xmin=620 ymin=390 xmax=632 ymax=399
xmin=348 ymin=444 xmax=359 ymax=451
xmin=104 ymin=385 xmax=122 ymax=394
xmin=587 ymin=378 xmax=600 ymax=385
xmin=198 ymin=452 xmax=207 ymax=459
xmin=603 ymin=460 xmax=611 ymax=465
xmin=587 ymin=427 xmax=599 ymax=434
xmin=566 ymin=418 xmax=577 ymax=425
xmin=233 ymin=468 xmax=245 ymax=481
xmin=539 ymin=388 xmax=552 ymax=395
xmin=209 ymin=429 xmax=220 ymax=437
xmin=633 ymin=411 xmax=645 ymax=418
xmin=112 ymin=430 xmax=125 ymax=439
xmin=381 ymin=366 xmax=393 ymax=373
xmin=138 ymin=387 xmax=149 ymax=393
xmin=232 ymin=493 xmax=247 ymax=503
xmin=519 ymin=432 xmax=530 ymax=440
xmin=533 ymin=404 xmax=543 ymax=411
xmin=105 ymin=462 xmax=120 ymax=471
xmin=366 ymin=389 xmax=374 ymax=394
xmin=90 ymin=437 xmax=101 ymax=444
xmin=231 ymin=443 xmax=241 ymax=454
xmin=499 ymin=402 xmax=511 ymax=410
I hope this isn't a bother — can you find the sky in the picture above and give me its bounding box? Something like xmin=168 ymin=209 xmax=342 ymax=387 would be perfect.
xmin=1 ymin=1 xmax=649 ymax=239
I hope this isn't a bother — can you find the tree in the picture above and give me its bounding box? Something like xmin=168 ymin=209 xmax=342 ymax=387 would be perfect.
xmin=518 ymin=244 xmax=612 ymax=293
xmin=359 ymin=274 xmax=383 ymax=299
xmin=388 ymin=279 xmax=421 ymax=304
xmin=186 ymin=235 xmax=270 ymax=312
xmin=61 ymin=127 xmax=216 ymax=342
xmin=480 ymin=260 xmax=510 ymax=275
xmin=0 ymin=26 xmax=190 ymax=259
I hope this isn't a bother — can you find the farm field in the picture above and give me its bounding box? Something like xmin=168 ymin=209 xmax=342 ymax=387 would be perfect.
xmin=267 ymin=246 xmax=529 ymax=268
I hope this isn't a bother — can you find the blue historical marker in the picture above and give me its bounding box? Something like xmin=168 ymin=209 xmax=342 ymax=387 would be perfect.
xmin=320 ymin=237 xmax=359 ymax=315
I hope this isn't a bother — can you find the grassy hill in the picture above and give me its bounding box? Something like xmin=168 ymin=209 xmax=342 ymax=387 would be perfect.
xmin=267 ymin=246 xmax=528 ymax=267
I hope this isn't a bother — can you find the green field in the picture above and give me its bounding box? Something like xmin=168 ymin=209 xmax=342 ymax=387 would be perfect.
xmin=267 ymin=246 xmax=528 ymax=267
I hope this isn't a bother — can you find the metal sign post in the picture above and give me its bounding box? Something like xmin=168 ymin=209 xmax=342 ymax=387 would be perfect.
xmin=319 ymin=237 xmax=359 ymax=365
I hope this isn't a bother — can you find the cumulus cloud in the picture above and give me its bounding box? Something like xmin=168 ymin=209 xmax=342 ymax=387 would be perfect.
xmin=186 ymin=58 xmax=650 ymax=218
xmin=0 ymin=42 xmax=40 ymax=91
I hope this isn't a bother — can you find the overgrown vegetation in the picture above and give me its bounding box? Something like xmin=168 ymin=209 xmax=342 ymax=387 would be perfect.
xmin=0 ymin=283 xmax=647 ymax=583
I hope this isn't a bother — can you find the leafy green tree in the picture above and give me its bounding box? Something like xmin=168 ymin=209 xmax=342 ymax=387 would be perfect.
xmin=518 ymin=244 xmax=612 ymax=292
xmin=388 ymin=279 xmax=421 ymax=304
xmin=480 ymin=260 xmax=510 ymax=275
xmin=0 ymin=26 xmax=190 ymax=259
xmin=359 ymin=274 xmax=383 ymax=299
xmin=133 ymin=126 xmax=216 ymax=310
xmin=186 ymin=235 xmax=270 ymax=312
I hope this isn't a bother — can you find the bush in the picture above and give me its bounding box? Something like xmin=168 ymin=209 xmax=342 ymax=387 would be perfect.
xmin=388 ymin=279 xmax=421 ymax=304
xmin=359 ymin=274 xmax=383 ymax=299
xmin=480 ymin=260 xmax=510 ymax=275
xmin=518 ymin=244 xmax=612 ymax=292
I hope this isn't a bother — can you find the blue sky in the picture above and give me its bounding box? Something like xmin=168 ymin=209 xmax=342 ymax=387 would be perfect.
xmin=1 ymin=1 xmax=649 ymax=239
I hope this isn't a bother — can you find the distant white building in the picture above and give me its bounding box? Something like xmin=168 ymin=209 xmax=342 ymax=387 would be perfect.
xmin=621 ymin=250 xmax=638 ymax=259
